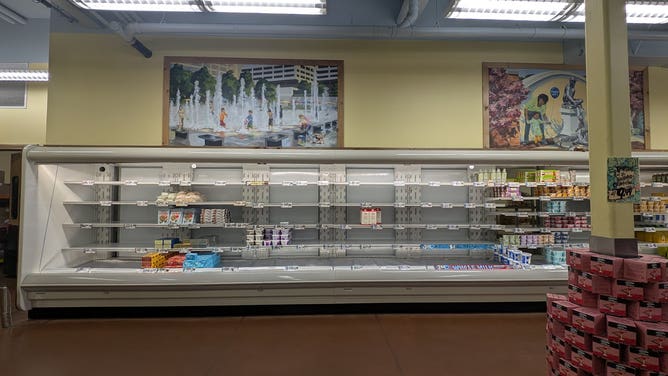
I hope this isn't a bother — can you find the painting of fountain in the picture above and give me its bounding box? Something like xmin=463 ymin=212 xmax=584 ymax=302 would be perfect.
xmin=170 ymin=74 xmax=337 ymax=132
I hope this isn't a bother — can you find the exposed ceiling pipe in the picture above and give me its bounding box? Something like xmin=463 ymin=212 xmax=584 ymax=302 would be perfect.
xmin=0 ymin=3 xmax=27 ymax=24
xmin=0 ymin=11 xmax=16 ymax=24
xmin=397 ymin=0 xmax=420 ymax=28
xmin=89 ymin=12 xmax=152 ymax=58
xmin=36 ymin=0 xmax=79 ymax=24
xmin=124 ymin=22 xmax=668 ymax=42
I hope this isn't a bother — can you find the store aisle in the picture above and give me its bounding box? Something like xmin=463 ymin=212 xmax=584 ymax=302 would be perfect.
xmin=0 ymin=307 xmax=546 ymax=376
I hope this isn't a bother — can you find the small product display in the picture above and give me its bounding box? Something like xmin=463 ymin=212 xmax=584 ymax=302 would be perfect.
xmin=490 ymin=185 xmax=521 ymax=198
xmin=493 ymin=246 xmax=532 ymax=267
xmin=182 ymin=252 xmax=221 ymax=269
xmin=156 ymin=190 xmax=205 ymax=205
xmin=546 ymin=249 xmax=668 ymax=375
xmin=545 ymin=248 xmax=567 ymax=265
xmin=200 ymin=208 xmax=231 ymax=224
xmin=544 ymin=216 xmax=590 ymax=229
xmin=546 ymin=201 xmax=567 ymax=213
xmin=360 ymin=208 xmax=382 ymax=225
xmin=635 ymin=199 xmax=667 ymax=214
xmin=501 ymin=233 xmax=555 ymax=247
xmin=653 ymin=174 xmax=668 ymax=183
xmin=246 ymin=227 xmax=293 ymax=247
xmin=535 ymin=185 xmax=590 ymax=198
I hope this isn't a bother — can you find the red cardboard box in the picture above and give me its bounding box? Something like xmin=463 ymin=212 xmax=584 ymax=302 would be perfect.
xmin=568 ymin=248 xmax=592 ymax=271
xmin=592 ymin=336 xmax=623 ymax=363
xmin=599 ymin=295 xmax=629 ymax=317
xmin=547 ymin=293 xmax=569 ymax=316
xmin=565 ymin=325 xmax=593 ymax=351
xmin=607 ymin=362 xmax=639 ymax=376
xmin=570 ymin=268 xmax=580 ymax=286
xmin=625 ymin=256 xmax=664 ymax=283
xmin=551 ymin=334 xmax=570 ymax=358
xmin=590 ymin=254 xmax=624 ymax=278
xmin=553 ymin=300 xmax=579 ymax=324
xmin=645 ymin=283 xmax=668 ymax=304
xmin=627 ymin=346 xmax=661 ymax=372
xmin=607 ymin=316 xmax=638 ymax=346
xmin=570 ymin=346 xmax=605 ymax=374
xmin=613 ymin=280 xmax=645 ymax=301
xmin=569 ymin=284 xmax=599 ymax=308
xmin=629 ymin=301 xmax=663 ymax=322
xmin=637 ymin=322 xmax=668 ymax=352
xmin=571 ymin=307 xmax=606 ymax=335
xmin=546 ymin=345 xmax=558 ymax=370
xmin=558 ymin=358 xmax=581 ymax=376
xmin=548 ymin=315 xmax=566 ymax=338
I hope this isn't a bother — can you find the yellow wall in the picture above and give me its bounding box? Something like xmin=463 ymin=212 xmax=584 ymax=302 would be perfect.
xmin=649 ymin=66 xmax=668 ymax=150
xmin=0 ymin=63 xmax=48 ymax=145
xmin=46 ymin=33 xmax=564 ymax=147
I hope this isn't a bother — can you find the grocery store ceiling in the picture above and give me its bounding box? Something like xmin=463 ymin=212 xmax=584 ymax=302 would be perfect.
xmin=3 ymin=0 xmax=668 ymax=64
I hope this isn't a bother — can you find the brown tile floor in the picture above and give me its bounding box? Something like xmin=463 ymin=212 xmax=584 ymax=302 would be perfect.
xmin=1 ymin=275 xmax=548 ymax=376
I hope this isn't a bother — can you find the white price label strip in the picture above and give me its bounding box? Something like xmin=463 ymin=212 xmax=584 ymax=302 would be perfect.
xmin=421 ymin=202 xmax=433 ymax=208
xmin=428 ymin=181 xmax=441 ymax=187
xmin=394 ymin=202 xmax=406 ymax=208
xmin=136 ymin=201 xmax=149 ymax=207
xmin=540 ymin=196 xmax=551 ymax=201
xmin=99 ymin=200 xmax=112 ymax=207
xmin=473 ymin=182 xmax=485 ymax=187
xmin=442 ymin=203 xmax=454 ymax=209
xmin=82 ymin=180 xmax=95 ymax=186
xmin=512 ymin=196 xmax=524 ymax=202
xmin=485 ymin=203 xmax=497 ymax=209
xmin=464 ymin=203 xmax=477 ymax=209
xmin=124 ymin=180 xmax=138 ymax=186
xmin=348 ymin=181 xmax=361 ymax=186
xmin=394 ymin=181 xmax=406 ymax=187
xmin=514 ymin=228 xmax=525 ymax=234
xmin=508 ymin=182 xmax=520 ymax=188
xmin=180 ymin=180 xmax=192 ymax=187
xmin=526 ymin=182 xmax=538 ymax=188
xmin=280 ymin=202 xmax=293 ymax=209
xmin=646 ymin=227 xmax=657 ymax=233
xmin=214 ymin=180 xmax=227 ymax=186
xmin=452 ymin=181 xmax=465 ymax=187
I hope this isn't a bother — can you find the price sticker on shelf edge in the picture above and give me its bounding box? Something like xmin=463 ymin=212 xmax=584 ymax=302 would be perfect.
xmin=395 ymin=224 xmax=406 ymax=230
xmin=514 ymin=228 xmax=525 ymax=234
xmin=124 ymin=224 xmax=136 ymax=230
xmin=464 ymin=203 xmax=477 ymax=209
xmin=428 ymin=181 xmax=441 ymax=187
xmin=562 ymin=182 xmax=573 ymax=187
xmin=158 ymin=180 xmax=171 ymax=187
xmin=546 ymin=182 xmax=557 ymax=187
xmin=99 ymin=200 xmax=112 ymax=207
xmin=518 ymin=212 xmax=529 ymax=218
xmin=317 ymin=180 xmax=330 ymax=186
xmin=647 ymin=243 xmax=658 ymax=249
xmin=473 ymin=182 xmax=485 ymax=187
xmin=319 ymin=202 xmax=331 ymax=208
xmin=526 ymin=182 xmax=538 ymax=188
xmin=540 ymin=196 xmax=551 ymax=202
xmin=253 ymin=203 xmax=265 ymax=209
xmin=348 ymin=180 xmax=361 ymax=186
xmin=470 ymin=225 xmax=481 ymax=231
xmin=421 ymin=202 xmax=433 ymax=208
xmin=491 ymin=224 xmax=504 ymax=230
xmin=394 ymin=202 xmax=406 ymax=208
xmin=361 ymin=202 xmax=373 ymax=208
xmin=135 ymin=248 xmax=148 ymax=254
xmin=442 ymin=203 xmax=454 ymax=209
xmin=653 ymin=182 xmax=666 ymax=188
xmin=280 ymin=202 xmax=293 ymax=209
xmin=394 ymin=180 xmax=406 ymax=187
xmin=512 ymin=196 xmax=524 ymax=202
xmin=282 ymin=181 xmax=294 ymax=186
xmin=372 ymin=225 xmax=383 ymax=231
xmin=82 ymin=179 xmax=95 ymax=186
xmin=123 ymin=180 xmax=138 ymax=186
xmin=83 ymin=248 xmax=96 ymax=254
xmin=295 ymin=181 xmax=308 ymax=186
xmin=447 ymin=225 xmax=459 ymax=230
xmin=452 ymin=181 xmax=465 ymax=187
xmin=572 ymin=228 xmax=583 ymax=233
xmin=508 ymin=182 xmax=520 ymax=188
xmin=214 ymin=180 xmax=227 ymax=186
xmin=643 ymin=213 xmax=654 ymax=218
xmin=80 ymin=224 xmax=93 ymax=229
xmin=179 ymin=180 xmax=192 ymax=187
xmin=646 ymin=227 xmax=657 ymax=233
xmin=573 ymin=196 xmax=585 ymax=201
xmin=484 ymin=203 xmax=496 ymax=209
xmin=567 ymin=212 xmax=577 ymax=217
xmin=136 ymin=200 xmax=149 ymax=207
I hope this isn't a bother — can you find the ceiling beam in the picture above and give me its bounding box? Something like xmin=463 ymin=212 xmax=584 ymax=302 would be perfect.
xmin=0 ymin=2 xmax=26 ymax=24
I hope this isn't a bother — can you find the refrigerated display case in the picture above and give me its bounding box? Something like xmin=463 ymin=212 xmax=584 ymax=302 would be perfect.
xmin=16 ymin=146 xmax=668 ymax=310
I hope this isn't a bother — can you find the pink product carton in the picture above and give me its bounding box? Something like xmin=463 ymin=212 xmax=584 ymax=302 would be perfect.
xmin=551 ymin=334 xmax=571 ymax=359
xmin=607 ymin=362 xmax=640 ymax=376
xmin=607 ymin=316 xmax=638 ymax=346
xmin=569 ymin=284 xmax=599 ymax=308
xmin=570 ymin=346 xmax=605 ymax=374
xmin=645 ymin=283 xmax=668 ymax=304
xmin=636 ymin=322 xmax=668 ymax=352
xmin=599 ymin=295 xmax=629 ymax=317
xmin=546 ymin=345 xmax=558 ymax=370
xmin=565 ymin=325 xmax=593 ymax=351
xmin=547 ymin=293 xmax=569 ymax=316
xmin=625 ymin=257 xmax=664 ymax=283
xmin=577 ymin=271 xmax=592 ymax=291
xmin=571 ymin=307 xmax=606 ymax=335
xmin=590 ymin=254 xmax=624 ymax=278
xmin=629 ymin=301 xmax=663 ymax=323
xmin=553 ymin=300 xmax=579 ymax=324
xmin=592 ymin=336 xmax=623 ymax=363
xmin=568 ymin=249 xmax=592 ymax=271
xmin=570 ymin=268 xmax=581 ymax=286
xmin=627 ymin=346 xmax=661 ymax=372
xmin=613 ymin=280 xmax=646 ymax=301
xmin=547 ymin=315 xmax=566 ymax=338
xmin=591 ymin=274 xmax=613 ymax=295
xmin=558 ymin=358 xmax=581 ymax=376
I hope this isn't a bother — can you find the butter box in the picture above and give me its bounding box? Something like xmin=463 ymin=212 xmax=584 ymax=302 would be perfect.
xmin=599 ymin=295 xmax=629 ymax=317
xmin=592 ymin=336 xmax=623 ymax=363
xmin=571 ymin=307 xmax=606 ymax=335
xmin=613 ymin=280 xmax=645 ymax=301
xmin=607 ymin=316 xmax=638 ymax=346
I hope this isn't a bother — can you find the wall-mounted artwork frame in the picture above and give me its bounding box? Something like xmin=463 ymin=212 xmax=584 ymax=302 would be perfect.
xmin=164 ymin=57 xmax=343 ymax=148
xmin=483 ymin=63 xmax=648 ymax=151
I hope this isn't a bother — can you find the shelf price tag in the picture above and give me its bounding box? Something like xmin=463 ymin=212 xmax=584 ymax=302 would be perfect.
xmin=421 ymin=202 xmax=433 ymax=208
xmin=653 ymin=182 xmax=666 ymax=188
xmin=572 ymin=228 xmax=583 ymax=233
xmin=134 ymin=248 xmax=148 ymax=254
xmin=428 ymin=181 xmax=441 ymax=187
xmin=294 ymin=225 xmax=306 ymax=230
xmin=517 ymin=212 xmax=529 ymax=218
xmin=447 ymin=225 xmax=459 ymax=230
xmin=512 ymin=196 xmax=524 ymax=202
xmin=123 ymin=180 xmax=138 ymax=186
xmin=168 ymin=224 xmax=180 ymax=230
xmin=361 ymin=202 xmax=373 ymax=208
xmin=394 ymin=224 xmax=406 ymax=230
xmin=372 ymin=224 xmax=383 ymax=231
xmin=646 ymin=227 xmax=657 ymax=233
xmin=539 ymin=196 xmax=552 ymax=202
xmin=124 ymin=224 xmax=136 ymax=230
xmin=282 ymin=181 xmax=294 ymax=186
xmin=484 ymin=203 xmax=497 ymax=209
xmin=508 ymin=182 xmax=520 ymax=188
xmin=464 ymin=203 xmax=476 ymax=209
xmin=295 ymin=181 xmax=308 ymax=186
xmin=546 ymin=182 xmax=557 ymax=187
xmin=136 ymin=200 xmax=149 ymax=207
xmin=426 ymin=224 xmax=438 ymax=230
xmin=179 ymin=180 xmax=192 ymax=187
xmin=158 ymin=180 xmax=171 ymax=187
xmin=491 ymin=224 xmax=504 ymax=230
xmin=189 ymin=224 xmax=201 ymax=229
xmin=317 ymin=180 xmax=330 ymax=186
xmin=233 ymin=201 xmax=246 ymax=206
xmin=573 ymin=196 xmax=585 ymax=201
xmin=526 ymin=182 xmax=538 ymax=188
xmin=80 ymin=224 xmax=93 ymax=229
xmin=473 ymin=182 xmax=486 ymax=187
xmin=340 ymin=224 xmax=352 ymax=230
xmin=528 ymin=245 xmax=538 ymax=249
xmin=214 ymin=180 xmax=227 ymax=186
xmin=643 ymin=213 xmax=654 ymax=218
xmin=562 ymin=182 xmax=573 ymax=187
xmin=319 ymin=202 xmax=331 ymax=208
xmin=83 ymin=248 xmax=96 ymax=254
xmin=567 ymin=212 xmax=577 ymax=217
xmin=280 ymin=202 xmax=293 ymax=209
xmin=647 ymin=243 xmax=658 ymax=249
xmin=539 ymin=213 xmax=550 ymax=218
xmin=81 ymin=179 xmax=95 ymax=186
xmin=253 ymin=203 xmax=265 ymax=209
xmin=470 ymin=225 xmax=481 ymax=231
xmin=394 ymin=202 xmax=406 ymax=208
xmin=514 ymin=228 xmax=525 ymax=234
xmin=279 ymin=221 xmax=290 ymax=227
xmin=442 ymin=203 xmax=454 ymax=209
xmin=99 ymin=200 xmax=112 ymax=207
xmin=348 ymin=181 xmax=361 ymax=186
xmin=452 ymin=181 xmax=465 ymax=187
xmin=393 ymin=181 xmax=406 ymax=187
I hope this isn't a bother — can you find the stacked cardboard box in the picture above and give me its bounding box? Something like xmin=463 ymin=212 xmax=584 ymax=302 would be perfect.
xmin=546 ymin=247 xmax=668 ymax=375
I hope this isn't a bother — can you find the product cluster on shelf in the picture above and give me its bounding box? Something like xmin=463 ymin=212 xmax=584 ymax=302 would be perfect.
xmin=156 ymin=191 xmax=205 ymax=205
xmin=546 ymin=247 xmax=668 ymax=375
xmin=246 ymin=227 xmax=293 ymax=247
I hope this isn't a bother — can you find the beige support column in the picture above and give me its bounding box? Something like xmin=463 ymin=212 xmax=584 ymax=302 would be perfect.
xmin=585 ymin=0 xmax=637 ymax=257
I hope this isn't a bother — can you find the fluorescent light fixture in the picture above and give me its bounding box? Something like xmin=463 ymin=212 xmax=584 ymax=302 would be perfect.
xmin=71 ymin=0 xmax=327 ymax=15
xmin=447 ymin=0 xmax=668 ymax=24
xmin=0 ymin=70 xmax=49 ymax=82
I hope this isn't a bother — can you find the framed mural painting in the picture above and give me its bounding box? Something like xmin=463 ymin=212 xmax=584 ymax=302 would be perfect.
xmin=483 ymin=63 xmax=648 ymax=151
xmin=164 ymin=57 xmax=343 ymax=148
